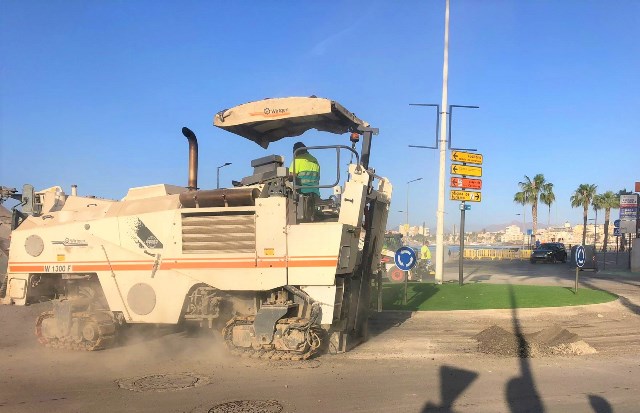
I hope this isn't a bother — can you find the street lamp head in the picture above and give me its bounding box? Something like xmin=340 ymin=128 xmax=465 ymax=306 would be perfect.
xmin=407 ymin=177 xmax=423 ymax=184
xmin=216 ymin=162 xmax=232 ymax=189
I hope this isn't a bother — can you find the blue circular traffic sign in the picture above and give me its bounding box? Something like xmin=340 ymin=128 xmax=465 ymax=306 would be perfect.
xmin=575 ymin=245 xmax=586 ymax=268
xmin=394 ymin=246 xmax=417 ymax=271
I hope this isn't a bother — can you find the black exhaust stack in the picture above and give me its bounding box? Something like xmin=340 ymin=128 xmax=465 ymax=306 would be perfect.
xmin=182 ymin=127 xmax=198 ymax=190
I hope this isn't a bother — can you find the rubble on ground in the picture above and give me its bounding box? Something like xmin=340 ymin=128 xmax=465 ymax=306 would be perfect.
xmin=475 ymin=324 xmax=596 ymax=357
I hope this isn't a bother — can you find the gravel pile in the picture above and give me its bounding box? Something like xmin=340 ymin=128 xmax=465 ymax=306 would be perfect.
xmin=475 ymin=324 xmax=596 ymax=357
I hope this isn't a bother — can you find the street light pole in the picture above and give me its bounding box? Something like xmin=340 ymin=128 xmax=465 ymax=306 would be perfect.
xmin=216 ymin=162 xmax=232 ymax=189
xmin=435 ymin=0 xmax=451 ymax=285
xmin=407 ymin=178 xmax=423 ymax=235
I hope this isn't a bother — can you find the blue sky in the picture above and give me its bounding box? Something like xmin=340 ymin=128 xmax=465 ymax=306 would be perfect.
xmin=1 ymin=1 xmax=638 ymax=232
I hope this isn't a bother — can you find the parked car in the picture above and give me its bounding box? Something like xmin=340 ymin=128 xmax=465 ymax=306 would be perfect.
xmin=530 ymin=242 xmax=568 ymax=264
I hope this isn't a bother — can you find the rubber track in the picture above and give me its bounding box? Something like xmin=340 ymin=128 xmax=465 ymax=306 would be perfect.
xmin=35 ymin=310 xmax=117 ymax=351
xmin=222 ymin=316 xmax=323 ymax=361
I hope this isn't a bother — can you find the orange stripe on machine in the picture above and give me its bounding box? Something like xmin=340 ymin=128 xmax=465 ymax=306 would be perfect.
xmin=9 ymin=256 xmax=338 ymax=273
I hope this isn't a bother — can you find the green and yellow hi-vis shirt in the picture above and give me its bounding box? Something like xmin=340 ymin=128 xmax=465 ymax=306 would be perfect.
xmin=290 ymin=153 xmax=320 ymax=196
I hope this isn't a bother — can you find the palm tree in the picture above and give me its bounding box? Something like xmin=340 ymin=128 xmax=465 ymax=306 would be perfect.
xmin=599 ymin=191 xmax=620 ymax=252
xmin=514 ymin=174 xmax=550 ymax=244
xmin=540 ymin=183 xmax=556 ymax=229
xmin=570 ymin=184 xmax=598 ymax=245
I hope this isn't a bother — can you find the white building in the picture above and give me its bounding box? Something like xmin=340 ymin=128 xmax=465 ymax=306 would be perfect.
xmin=501 ymin=225 xmax=523 ymax=243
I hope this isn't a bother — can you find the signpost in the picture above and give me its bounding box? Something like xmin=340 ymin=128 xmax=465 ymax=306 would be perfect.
xmin=449 ymin=190 xmax=481 ymax=202
xmin=449 ymin=151 xmax=484 ymax=286
xmin=450 ymin=177 xmax=482 ymax=190
xmin=395 ymin=246 xmax=417 ymax=305
xmin=450 ymin=164 xmax=482 ymax=177
xmin=458 ymin=203 xmax=467 ymax=285
xmin=620 ymin=207 xmax=638 ymax=219
xmin=619 ymin=193 xmax=639 ymax=270
xmin=451 ymin=151 xmax=483 ymax=164
xmin=575 ymin=245 xmax=586 ymax=293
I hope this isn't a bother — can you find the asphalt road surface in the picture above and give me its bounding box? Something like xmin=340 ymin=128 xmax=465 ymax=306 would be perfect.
xmin=1 ymin=259 xmax=639 ymax=413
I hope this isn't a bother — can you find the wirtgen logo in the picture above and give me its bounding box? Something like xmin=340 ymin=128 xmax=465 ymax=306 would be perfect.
xmin=263 ymin=107 xmax=288 ymax=115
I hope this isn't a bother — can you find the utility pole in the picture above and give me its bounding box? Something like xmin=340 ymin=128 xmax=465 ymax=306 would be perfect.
xmin=435 ymin=0 xmax=451 ymax=285
xmin=459 ymin=202 xmax=466 ymax=285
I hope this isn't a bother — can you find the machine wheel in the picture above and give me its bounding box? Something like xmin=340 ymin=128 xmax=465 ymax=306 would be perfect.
xmin=387 ymin=265 xmax=405 ymax=283
xmin=35 ymin=310 xmax=117 ymax=351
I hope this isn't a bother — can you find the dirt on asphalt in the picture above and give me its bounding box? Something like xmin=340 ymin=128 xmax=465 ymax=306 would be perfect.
xmin=474 ymin=324 xmax=596 ymax=357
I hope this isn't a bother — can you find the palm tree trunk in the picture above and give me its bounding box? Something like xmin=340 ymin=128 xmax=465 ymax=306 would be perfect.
xmin=603 ymin=208 xmax=611 ymax=252
xmin=582 ymin=205 xmax=588 ymax=245
xmin=532 ymin=200 xmax=538 ymax=244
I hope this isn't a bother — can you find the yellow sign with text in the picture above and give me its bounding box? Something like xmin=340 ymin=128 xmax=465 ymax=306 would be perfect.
xmin=450 ymin=164 xmax=482 ymax=177
xmin=450 ymin=190 xmax=482 ymax=202
xmin=451 ymin=151 xmax=483 ymax=165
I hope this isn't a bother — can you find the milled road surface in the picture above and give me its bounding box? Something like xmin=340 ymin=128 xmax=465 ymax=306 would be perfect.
xmin=1 ymin=258 xmax=639 ymax=412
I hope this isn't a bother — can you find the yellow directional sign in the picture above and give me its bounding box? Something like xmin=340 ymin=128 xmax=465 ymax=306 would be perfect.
xmin=450 ymin=164 xmax=482 ymax=177
xmin=451 ymin=151 xmax=483 ymax=165
xmin=450 ymin=190 xmax=482 ymax=202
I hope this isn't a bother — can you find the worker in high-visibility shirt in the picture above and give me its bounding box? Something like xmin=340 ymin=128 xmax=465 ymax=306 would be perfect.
xmin=421 ymin=241 xmax=432 ymax=261
xmin=290 ymin=142 xmax=320 ymax=221
xmin=290 ymin=142 xmax=320 ymax=197
xmin=421 ymin=241 xmax=433 ymax=274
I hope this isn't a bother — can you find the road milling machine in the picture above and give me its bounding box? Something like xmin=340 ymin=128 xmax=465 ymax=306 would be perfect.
xmin=1 ymin=97 xmax=392 ymax=360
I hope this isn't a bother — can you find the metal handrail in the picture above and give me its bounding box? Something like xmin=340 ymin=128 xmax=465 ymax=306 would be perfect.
xmin=291 ymin=145 xmax=360 ymax=193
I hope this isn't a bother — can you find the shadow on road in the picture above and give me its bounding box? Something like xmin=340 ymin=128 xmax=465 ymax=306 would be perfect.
xmin=505 ymin=284 xmax=545 ymax=412
xmin=421 ymin=365 xmax=478 ymax=412
xmin=588 ymin=395 xmax=613 ymax=413
xmin=415 ymin=260 xmax=617 ymax=412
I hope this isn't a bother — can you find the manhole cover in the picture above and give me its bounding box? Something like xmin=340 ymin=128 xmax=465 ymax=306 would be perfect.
xmin=208 ymin=400 xmax=283 ymax=413
xmin=117 ymin=373 xmax=211 ymax=392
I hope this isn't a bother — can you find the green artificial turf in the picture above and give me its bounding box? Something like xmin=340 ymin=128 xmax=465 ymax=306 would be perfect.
xmin=377 ymin=282 xmax=617 ymax=311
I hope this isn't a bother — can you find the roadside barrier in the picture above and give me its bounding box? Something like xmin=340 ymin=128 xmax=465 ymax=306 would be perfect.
xmin=463 ymin=249 xmax=533 ymax=260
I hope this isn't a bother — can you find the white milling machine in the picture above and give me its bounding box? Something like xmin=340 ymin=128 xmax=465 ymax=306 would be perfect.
xmin=1 ymin=97 xmax=392 ymax=359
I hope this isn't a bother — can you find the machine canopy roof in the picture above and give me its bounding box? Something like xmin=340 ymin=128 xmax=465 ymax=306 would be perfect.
xmin=213 ymin=96 xmax=369 ymax=148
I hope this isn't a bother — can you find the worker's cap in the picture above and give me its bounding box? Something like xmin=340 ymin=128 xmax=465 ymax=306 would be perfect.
xmin=293 ymin=142 xmax=306 ymax=151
